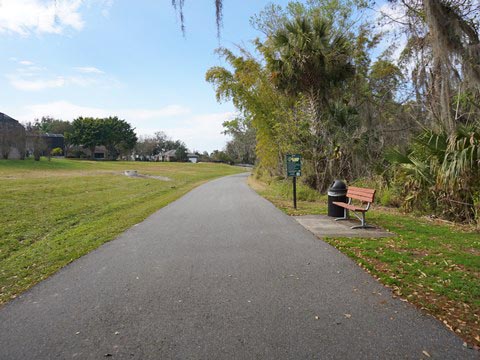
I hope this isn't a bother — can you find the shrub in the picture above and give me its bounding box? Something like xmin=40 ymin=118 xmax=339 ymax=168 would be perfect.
xmin=50 ymin=147 xmax=63 ymax=156
xmin=386 ymin=124 xmax=480 ymax=222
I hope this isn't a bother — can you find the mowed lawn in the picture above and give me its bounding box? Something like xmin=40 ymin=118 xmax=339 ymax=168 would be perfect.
xmin=248 ymin=176 xmax=480 ymax=348
xmin=0 ymin=159 xmax=245 ymax=305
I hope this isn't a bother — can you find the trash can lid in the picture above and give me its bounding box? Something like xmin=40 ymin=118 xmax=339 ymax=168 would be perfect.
xmin=329 ymin=180 xmax=347 ymax=191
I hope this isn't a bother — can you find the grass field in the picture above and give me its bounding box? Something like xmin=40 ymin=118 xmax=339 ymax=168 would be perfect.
xmin=249 ymin=176 xmax=480 ymax=348
xmin=0 ymin=158 xmax=245 ymax=305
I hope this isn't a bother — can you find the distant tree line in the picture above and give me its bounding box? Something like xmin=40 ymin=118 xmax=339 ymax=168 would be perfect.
xmin=134 ymin=131 xmax=188 ymax=162
xmin=18 ymin=114 xmax=250 ymax=165
xmin=134 ymin=131 xmax=245 ymax=164
xmin=24 ymin=116 xmax=137 ymax=161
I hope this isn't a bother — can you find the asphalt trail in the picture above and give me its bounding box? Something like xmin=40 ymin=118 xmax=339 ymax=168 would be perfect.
xmin=0 ymin=173 xmax=475 ymax=359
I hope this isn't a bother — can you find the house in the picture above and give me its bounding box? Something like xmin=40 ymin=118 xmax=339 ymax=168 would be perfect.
xmin=187 ymin=153 xmax=199 ymax=163
xmin=43 ymin=133 xmax=64 ymax=150
xmin=26 ymin=133 xmax=65 ymax=157
xmin=0 ymin=112 xmax=26 ymax=159
xmin=69 ymin=145 xmax=107 ymax=159
xmin=90 ymin=146 xmax=107 ymax=159
xmin=160 ymin=149 xmax=177 ymax=162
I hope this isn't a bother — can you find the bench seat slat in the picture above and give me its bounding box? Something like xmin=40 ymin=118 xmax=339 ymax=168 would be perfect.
xmin=346 ymin=192 xmax=375 ymax=203
xmin=346 ymin=190 xmax=374 ymax=199
xmin=333 ymin=186 xmax=375 ymax=228
xmin=346 ymin=187 xmax=376 ymax=203
xmin=348 ymin=186 xmax=375 ymax=195
xmin=332 ymin=201 xmax=367 ymax=212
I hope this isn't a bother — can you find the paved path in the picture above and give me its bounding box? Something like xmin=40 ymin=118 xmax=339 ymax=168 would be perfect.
xmin=294 ymin=215 xmax=395 ymax=239
xmin=0 ymin=173 xmax=475 ymax=359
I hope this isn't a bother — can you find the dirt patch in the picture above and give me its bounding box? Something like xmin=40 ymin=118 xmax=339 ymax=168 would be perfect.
xmin=464 ymin=248 xmax=480 ymax=256
xmin=124 ymin=171 xmax=171 ymax=181
xmin=247 ymin=176 xmax=268 ymax=192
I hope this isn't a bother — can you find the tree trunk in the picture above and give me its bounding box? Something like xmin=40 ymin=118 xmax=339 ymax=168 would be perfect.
xmin=308 ymin=91 xmax=329 ymax=191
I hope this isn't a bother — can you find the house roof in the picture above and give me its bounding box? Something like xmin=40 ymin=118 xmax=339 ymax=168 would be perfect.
xmin=187 ymin=153 xmax=199 ymax=158
xmin=164 ymin=149 xmax=177 ymax=156
xmin=0 ymin=112 xmax=21 ymax=125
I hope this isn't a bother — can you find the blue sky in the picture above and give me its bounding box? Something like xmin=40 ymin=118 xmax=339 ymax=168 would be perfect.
xmin=0 ymin=0 xmax=297 ymax=152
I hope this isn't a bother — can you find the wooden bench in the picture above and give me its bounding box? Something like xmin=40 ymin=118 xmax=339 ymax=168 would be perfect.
xmin=333 ymin=186 xmax=376 ymax=229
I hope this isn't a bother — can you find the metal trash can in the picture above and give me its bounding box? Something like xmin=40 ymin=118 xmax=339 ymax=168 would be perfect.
xmin=328 ymin=180 xmax=347 ymax=217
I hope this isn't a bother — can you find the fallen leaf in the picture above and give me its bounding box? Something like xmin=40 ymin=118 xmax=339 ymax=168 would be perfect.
xmin=344 ymin=314 xmax=352 ymax=319
xmin=422 ymin=350 xmax=431 ymax=357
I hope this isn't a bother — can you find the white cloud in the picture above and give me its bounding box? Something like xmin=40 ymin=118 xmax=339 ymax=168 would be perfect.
xmin=0 ymin=0 xmax=85 ymax=36
xmin=7 ymin=75 xmax=66 ymax=91
xmin=19 ymin=60 xmax=34 ymax=66
xmin=100 ymin=0 xmax=114 ymax=17
xmin=73 ymin=66 xmax=104 ymax=74
xmin=0 ymin=0 xmax=114 ymax=36
xmin=15 ymin=65 xmax=46 ymax=76
xmin=7 ymin=73 xmax=104 ymax=91
xmin=68 ymin=76 xmax=100 ymax=87
xmin=16 ymin=101 xmax=191 ymax=123
xmin=9 ymin=100 xmax=229 ymax=152
xmin=165 ymin=112 xmax=233 ymax=152
xmin=7 ymin=62 xmax=113 ymax=91
xmin=122 ymin=105 xmax=191 ymax=120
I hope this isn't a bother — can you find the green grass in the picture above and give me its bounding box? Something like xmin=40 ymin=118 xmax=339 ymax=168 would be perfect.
xmin=0 ymin=158 xmax=245 ymax=305
xmin=248 ymin=175 xmax=327 ymax=215
xmin=249 ymin=175 xmax=480 ymax=347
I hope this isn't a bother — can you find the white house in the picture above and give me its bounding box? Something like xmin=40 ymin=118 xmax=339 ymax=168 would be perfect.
xmin=187 ymin=153 xmax=199 ymax=163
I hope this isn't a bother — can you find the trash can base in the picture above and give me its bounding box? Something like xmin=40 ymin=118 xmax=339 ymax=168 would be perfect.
xmin=327 ymin=180 xmax=348 ymax=217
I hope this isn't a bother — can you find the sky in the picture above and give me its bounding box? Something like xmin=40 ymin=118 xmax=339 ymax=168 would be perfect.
xmin=0 ymin=0 xmax=296 ymax=152
xmin=0 ymin=0 xmax=393 ymax=153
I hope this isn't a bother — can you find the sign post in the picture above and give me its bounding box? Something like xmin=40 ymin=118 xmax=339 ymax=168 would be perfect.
xmin=286 ymin=154 xmax=302 ymax=209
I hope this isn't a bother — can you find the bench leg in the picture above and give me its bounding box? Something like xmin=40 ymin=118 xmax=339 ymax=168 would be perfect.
xmin=335 ymin=208 xmax=349 ymax=221
xmin=351 ymin=212 xmax=375 ymax=229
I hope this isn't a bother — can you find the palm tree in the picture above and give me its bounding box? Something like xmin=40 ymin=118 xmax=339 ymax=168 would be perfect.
xmin=259 ymin=15 xmax=355 ymax=190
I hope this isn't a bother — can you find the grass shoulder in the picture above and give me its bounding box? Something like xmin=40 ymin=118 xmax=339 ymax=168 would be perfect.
xmin=0 ymin=158 xmax=245 ymax=305
xmin=248 ymin=175 xmax=480 ymax=349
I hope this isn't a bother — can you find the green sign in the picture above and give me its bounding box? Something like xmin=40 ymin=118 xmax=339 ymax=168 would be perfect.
xmin=286 ymin=154 xmax=302 ymax=177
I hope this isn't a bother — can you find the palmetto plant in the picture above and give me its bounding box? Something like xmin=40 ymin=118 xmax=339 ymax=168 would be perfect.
xmin=387 ymin=121 xmax=480 ymax=222
xmin=440 ymin=124 xmax=480 ymax=189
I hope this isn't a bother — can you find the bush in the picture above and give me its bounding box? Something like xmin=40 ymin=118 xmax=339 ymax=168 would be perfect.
xmin=50 ymin=147 xmax=63 ymax=156
xmin=68 ymin=150 xmax=87 ymax=159
xmin=351 ymin=176 xmax=402 ymax=208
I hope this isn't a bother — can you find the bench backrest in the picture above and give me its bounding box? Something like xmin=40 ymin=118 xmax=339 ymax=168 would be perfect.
xmin=347 ymin=186 xmax=375 ymax=204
